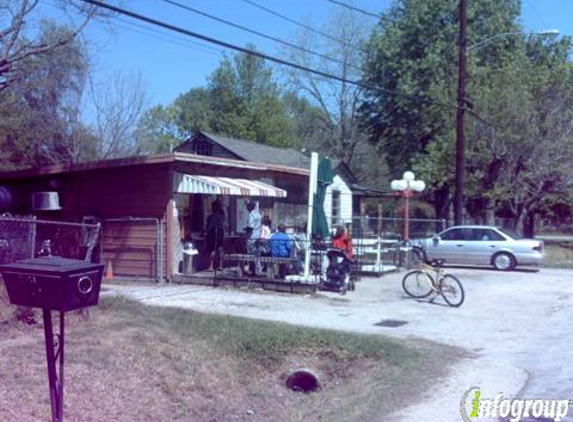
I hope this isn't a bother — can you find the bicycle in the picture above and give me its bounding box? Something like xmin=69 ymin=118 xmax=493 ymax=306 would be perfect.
xmin=401 ymin=259 xmax=465 ymax=307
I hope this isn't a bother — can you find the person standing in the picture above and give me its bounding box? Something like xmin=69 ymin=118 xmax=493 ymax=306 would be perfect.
xmin=246 ymin=200 xmax=261 ymax=248
xmin=246 ymin=200 xmax=262 ymax=275
xmin=205 ymin=200 xmax=225 ymax=271
xmin=292 ymin=223 xmax=308 ymax=273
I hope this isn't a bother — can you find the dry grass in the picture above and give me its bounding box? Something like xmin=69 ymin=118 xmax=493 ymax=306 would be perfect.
xmin=0 ymin=294 xmax=462 ymax=422
xmin=544 ymin=241 xmax=573 ymax=268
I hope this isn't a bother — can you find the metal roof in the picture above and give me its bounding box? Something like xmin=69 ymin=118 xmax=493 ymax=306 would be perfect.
xmin=0 ymin=152 xmax=309 ymax=180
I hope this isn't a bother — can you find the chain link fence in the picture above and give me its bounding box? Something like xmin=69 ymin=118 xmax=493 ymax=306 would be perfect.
xmin=348 ymin=216 xmax=448 ymax=240
xmin=0 ymin=215 xmax=101 ymax=323
xmin=0 ymin=215 xmax=101 ymax=265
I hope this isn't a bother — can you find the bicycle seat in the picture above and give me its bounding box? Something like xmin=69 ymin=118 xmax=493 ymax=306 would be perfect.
xmin=430 ymin=259 xmax=445 ymax=267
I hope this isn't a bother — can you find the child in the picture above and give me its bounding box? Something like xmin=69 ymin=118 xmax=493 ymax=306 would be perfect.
xmin=332 ymin=226 xmax=354 ymax=260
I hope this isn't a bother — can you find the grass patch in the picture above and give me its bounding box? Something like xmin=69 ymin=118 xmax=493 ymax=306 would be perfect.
xmin=0 ymin=296 xmax=462 ymax=422
xmin=544 ymin=241 xmax=573 ymax=268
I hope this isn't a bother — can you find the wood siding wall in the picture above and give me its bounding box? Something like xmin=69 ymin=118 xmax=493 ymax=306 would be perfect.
xmin=102 ymin=219 xmax=161 ymax=280
xmin=2 ymin=164 xmax=172 ymax=281
xmin=62 ymin=164 xmax=172 ymax=219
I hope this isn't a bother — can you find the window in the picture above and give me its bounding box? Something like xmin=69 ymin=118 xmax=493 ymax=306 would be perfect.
xmin=440 ymin=228 xmax=465 ymax=241
xmin=194 ymin=141 xmax=212 ymax=156
xmin=472 ymin=228 xmax=504 ymax=241
xmin=331 ymin=190 xmax=341 ymax=226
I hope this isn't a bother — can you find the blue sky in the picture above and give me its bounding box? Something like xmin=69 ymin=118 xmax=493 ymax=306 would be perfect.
xmin=38 ymin=0 xmax=573 ymax=112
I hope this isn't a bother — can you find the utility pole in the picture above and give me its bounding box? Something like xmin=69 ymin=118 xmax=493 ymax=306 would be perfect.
xmin=454 ymin=0 xmax=468 ymax=225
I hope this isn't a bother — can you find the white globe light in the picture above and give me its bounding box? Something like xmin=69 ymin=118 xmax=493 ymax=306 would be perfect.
xmin=412 ymin=180 xmax=426 ymax=192
xmin=390 ymin=180 xmax=400 ymax=191
xmin=398 ymin=180 xmax=408 ymax=190
xmin=403 ymin=171 xmax=415 ymax=182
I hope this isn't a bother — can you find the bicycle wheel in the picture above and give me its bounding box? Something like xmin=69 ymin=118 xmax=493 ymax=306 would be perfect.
xmin=402 ymin=270 xmax=434 ymax=298
xmin=439 ymin=274 xmax=465 ymax=307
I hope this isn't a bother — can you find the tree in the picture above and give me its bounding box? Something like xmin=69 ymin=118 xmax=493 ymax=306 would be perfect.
xmin=135 ymin=104 xmax=180 ymax=155
xmin=282 ymin=91 xmax=329 ymax=152
xmin=89 ymin=70 xmax=148 ymax=159
xmin=0 ymin=21 xmax=94 ymax=169
xmin=360 ymin=0 xmax=537 ymax=220
xmin=170 ymin=87 xmax=214 ymax=136
xmin=361 ymin=0 xmax=573 ymax=233
xmin=467 ymin=36 xmax=573 ymax=235
xmin=138 ymin=47 xmax=300 ymax=150
xmin=0 ymin=0 xmax=95 ymax=93
xmin=208 ymin=48 xmax=298 ymax=148
xmin=283 ymin=7 xmax=375 ymax=178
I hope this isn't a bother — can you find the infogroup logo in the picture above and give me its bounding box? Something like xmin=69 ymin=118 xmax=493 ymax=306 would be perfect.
xmin=460 ymin=386 xmax=571 ymax=422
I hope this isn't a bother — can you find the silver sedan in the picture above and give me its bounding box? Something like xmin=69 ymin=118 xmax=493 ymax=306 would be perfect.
xmin=414 ymin=225 xmax=545 ymax=271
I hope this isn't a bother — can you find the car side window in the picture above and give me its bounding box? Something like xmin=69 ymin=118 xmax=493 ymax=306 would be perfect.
xmin=472 ymin=229 xmax=489 ymax=241
xmin=487 ymin=229 xmax=505 ymax=241
xmin=471 ymin=228 xmax=505 ymax=241
xmin=441 ymin=228 xmax=464 ymax=240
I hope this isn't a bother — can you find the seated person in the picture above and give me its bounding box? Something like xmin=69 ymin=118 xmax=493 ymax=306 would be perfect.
xmin=332 ymin=226 xmax=354 ymax=260
xmin=257 ymin=215 xmax=273 ymax=256
xmin=270 ymin=225 xmax=292 ymax=278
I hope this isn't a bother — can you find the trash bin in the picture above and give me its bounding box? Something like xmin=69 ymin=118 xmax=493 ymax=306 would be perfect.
xmin=182 ymin=241 xmax=198 ymax=274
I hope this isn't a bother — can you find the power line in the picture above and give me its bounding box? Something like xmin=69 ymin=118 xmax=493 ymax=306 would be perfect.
xmin=153 ymin=0 xmax=361 ymax=71
xmin=77 ymin=0 xmax=462 ymax=111
xmin=324 ymin=0 xmax=381 ymax=19
xmin=116 ymin=17 xmax=225 ymax=58
xmin=236 ymin=0 xmax=347 ymax=45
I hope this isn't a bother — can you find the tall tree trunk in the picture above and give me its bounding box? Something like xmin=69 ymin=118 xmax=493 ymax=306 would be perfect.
xmin=523 ymin=209 xmax=536 ymax=238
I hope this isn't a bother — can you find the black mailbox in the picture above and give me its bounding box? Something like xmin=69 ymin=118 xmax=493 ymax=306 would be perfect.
xmin=0 ymin=256 xmax=104 ymax=312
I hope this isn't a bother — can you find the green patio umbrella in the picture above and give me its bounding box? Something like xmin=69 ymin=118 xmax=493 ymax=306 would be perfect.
xmin=312 ymin=157 xmax=334 ymax=240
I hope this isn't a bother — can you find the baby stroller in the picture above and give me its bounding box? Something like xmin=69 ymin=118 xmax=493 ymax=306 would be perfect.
xmin=319 ymin=248 xmax=355 ymax=295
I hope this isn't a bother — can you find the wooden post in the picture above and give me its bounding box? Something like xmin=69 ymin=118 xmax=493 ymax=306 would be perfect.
xmin=165 ymin=199 xmax=175 ymax=282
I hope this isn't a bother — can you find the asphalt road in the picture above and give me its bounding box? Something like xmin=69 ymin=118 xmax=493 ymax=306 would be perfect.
xmin=103 ymin=266 xmax=573 ymax=421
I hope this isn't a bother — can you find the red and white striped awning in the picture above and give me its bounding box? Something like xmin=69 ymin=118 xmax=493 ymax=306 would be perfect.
xmin=173 ymin=173 xmax=287 ymax=197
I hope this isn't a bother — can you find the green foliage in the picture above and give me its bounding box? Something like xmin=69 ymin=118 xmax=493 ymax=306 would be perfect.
xmin=135 ymin=104 xmax=180 ymax=154
xmin=0 ymin=21 xmax=94 ymax=169
xmin=361 ymin=0 xmax=521 ymax=174
xmin=137 ymin=47 xmax=301 ymax=151
xmin=360 ymin=0 xmax=573 ymax=228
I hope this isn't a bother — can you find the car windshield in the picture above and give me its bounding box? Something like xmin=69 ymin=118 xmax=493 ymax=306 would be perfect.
xmin=497 ymin=227 xmax=521 ymax=240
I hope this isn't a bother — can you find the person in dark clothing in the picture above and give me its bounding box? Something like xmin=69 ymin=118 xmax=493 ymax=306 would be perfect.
xmin=205 ymin=200 xmax=225 ymax=271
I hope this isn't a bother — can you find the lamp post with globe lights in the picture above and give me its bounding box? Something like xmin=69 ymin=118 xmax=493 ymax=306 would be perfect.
xmin=391 ymin=171 xmax=425 ymax=244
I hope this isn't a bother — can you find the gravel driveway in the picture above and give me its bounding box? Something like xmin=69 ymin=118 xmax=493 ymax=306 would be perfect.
xmin=103 ymin=267 xmax=573 ymax=421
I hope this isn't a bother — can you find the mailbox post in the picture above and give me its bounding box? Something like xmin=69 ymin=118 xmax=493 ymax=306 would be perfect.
xmin=0 ymin=256 xmax=104 ymax=422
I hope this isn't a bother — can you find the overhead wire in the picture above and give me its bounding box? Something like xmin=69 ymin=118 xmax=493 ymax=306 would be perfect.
xmin=152 ymin=0 xmax=362 ymax=71
xmin=236 ymin=0 xmax=347 ymax=46
xmin=77 ymin=0 xmax=464 ymax=112
xmin=324 ymin=0 xmax=382 ymax=19
xmin=115 ymin=17 xmax=225 ymax=58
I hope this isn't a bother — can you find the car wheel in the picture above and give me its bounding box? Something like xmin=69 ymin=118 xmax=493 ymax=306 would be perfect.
xmin=492 ymin=252 xmax=516 ymax=271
